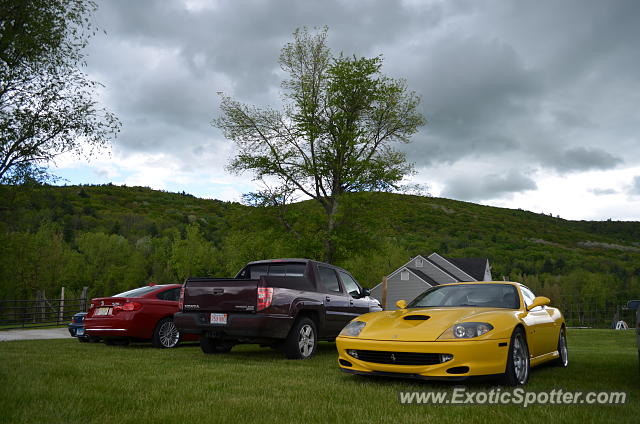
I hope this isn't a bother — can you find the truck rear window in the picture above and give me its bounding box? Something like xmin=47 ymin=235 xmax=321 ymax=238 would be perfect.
xmin=239 ymin=263 xmax=307 ymax=279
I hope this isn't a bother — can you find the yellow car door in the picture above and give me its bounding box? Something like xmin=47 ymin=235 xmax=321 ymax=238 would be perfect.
xmin=519 ymin=286 xmax=557 ymax=358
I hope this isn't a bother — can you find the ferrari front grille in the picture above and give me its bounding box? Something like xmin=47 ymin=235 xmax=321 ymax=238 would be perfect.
xmin=352 ymin=350 xmax=442 ymax=365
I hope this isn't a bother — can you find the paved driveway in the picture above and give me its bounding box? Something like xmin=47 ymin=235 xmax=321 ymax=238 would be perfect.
xmin=0 ymin=328 xmax=70 ymax=342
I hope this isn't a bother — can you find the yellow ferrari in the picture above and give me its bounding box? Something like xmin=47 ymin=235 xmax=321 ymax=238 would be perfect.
xmin=336 ymin=282 xmax=568 ymax=385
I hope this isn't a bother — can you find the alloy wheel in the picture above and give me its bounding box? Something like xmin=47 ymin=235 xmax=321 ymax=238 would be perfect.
xmin=559 ymin=330 xmax=568 ymax=366
xmin=512 ymin=333 xmax=529 ymax=384
xmin=159 ymin=320 xmax=180 ymax=348
xmin=298 ymin=324 xmax=315 ymax=358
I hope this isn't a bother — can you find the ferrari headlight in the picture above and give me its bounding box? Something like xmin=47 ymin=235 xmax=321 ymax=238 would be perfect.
xmin=340 ymin=320 xmax=366 ymax=337
xmin=438 ymin=322 xmax=494 ymax=339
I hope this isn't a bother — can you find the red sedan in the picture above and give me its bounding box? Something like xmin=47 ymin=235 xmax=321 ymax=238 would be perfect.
xmin=84 ymin=283 xmax=196 ymax=348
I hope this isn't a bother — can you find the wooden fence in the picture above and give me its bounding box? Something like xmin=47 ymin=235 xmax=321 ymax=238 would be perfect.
xmin=0 ymin=287 xmax=89 ymax=330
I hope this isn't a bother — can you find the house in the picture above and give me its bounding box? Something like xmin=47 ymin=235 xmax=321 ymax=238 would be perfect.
xmin=369 ymin=252 xmax=492 ymax=310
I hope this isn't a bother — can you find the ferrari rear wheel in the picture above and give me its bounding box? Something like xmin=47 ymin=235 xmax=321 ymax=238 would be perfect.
xmin=553 ymin=327 xmax=569 ymax=367
xmin=503 ymin=327 xmax=530 ymax=386
xmin=153 ymin=318 xmax=181 ymax=348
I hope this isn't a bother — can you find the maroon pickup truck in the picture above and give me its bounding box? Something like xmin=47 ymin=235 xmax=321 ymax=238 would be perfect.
xmin=174 ymin=258 xmax=381 ymax=359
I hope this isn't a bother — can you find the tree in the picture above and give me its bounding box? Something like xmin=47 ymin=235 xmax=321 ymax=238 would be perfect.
xmin=215 ymin=27 xmax=424 ymax=261
xmin=0 ymin=0 xmax=119 ymax=183
xmin=170 ymin=224 xmax=218 ymax=280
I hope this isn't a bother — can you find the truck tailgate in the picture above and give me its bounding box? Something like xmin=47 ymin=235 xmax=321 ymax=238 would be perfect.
xmin=183 ymin=278 xmax=258 ymax=312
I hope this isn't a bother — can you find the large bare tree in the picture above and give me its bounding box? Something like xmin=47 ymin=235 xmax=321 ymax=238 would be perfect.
xmin=215 ymin=27 xmax=425 ymax=261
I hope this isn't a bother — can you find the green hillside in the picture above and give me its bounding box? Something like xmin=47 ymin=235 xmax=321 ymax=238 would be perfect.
xmin=0 ymin=184 xmax=638 ymax=306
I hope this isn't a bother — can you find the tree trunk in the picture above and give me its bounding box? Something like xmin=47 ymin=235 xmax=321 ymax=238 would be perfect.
xmin=322 ymin=198 xmax=339 ymax=263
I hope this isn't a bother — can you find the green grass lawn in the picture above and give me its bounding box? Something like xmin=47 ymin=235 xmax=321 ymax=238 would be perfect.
xmin=0 ymin=329 xmax=637 ymax=424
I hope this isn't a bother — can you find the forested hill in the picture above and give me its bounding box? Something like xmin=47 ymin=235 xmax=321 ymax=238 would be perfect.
xmin=0 ymin=184 xmax=638 ymax=303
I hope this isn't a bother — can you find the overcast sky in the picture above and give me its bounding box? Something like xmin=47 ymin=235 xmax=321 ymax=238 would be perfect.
xmin=52 ymin=0 xmax=640 ymax=220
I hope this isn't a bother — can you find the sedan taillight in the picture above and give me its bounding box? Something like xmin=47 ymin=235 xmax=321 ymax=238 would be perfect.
xmin=257 ymin=287 xmax=273 ymax=311
xmin=113 ymin=302 xmax=142 ymax=313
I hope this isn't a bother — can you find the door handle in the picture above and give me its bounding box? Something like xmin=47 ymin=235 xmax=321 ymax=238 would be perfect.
xmin=325 ymin=296 xmax=331 ymax=302
xmin=349 ymin=300 xmax=354 ymax=305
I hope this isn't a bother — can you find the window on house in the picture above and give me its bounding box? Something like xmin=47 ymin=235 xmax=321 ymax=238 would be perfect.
xmin=415 ymin=258 xmax=424 ymax=268
xmin=401 ymin=270 xmax=409 ymax=281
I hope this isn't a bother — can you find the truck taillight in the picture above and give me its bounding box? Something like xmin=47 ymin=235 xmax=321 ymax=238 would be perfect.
xmin=113 ymin=302 xmax=142 ymax=312
xmin=257 ymin=287 xmax=273 ymax=311
xmin=178 ymin=287 xmax=185 ymax=311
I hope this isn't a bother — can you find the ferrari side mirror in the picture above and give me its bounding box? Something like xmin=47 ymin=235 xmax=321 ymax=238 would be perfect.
xmin=527 ymin=296 xmax=551 ymax=311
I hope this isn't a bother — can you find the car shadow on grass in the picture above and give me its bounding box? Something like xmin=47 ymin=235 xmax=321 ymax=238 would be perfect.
xmin=338 ymin=371 xmax=506 ymax=389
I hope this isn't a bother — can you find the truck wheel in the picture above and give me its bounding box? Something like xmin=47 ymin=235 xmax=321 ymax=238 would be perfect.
xmin=152 ymin=318 xmax=181 ymax=348
xmin=282 ymin=317 xmax=317 ymax=360
xmin=200 ymin=337 xmax=233 ymax=354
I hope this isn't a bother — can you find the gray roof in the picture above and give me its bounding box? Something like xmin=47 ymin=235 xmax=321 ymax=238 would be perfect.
xmin=423 ymin=257 xmax=461 ymax=281
xmin=406 ymin=267 xmax=440 ymax=286
xmin=442 ymin=257 xmax=488 ymax=281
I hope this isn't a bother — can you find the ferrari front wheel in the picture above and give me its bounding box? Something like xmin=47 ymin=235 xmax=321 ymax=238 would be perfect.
xmin=503 ymin=327 xmax=530 ymax=386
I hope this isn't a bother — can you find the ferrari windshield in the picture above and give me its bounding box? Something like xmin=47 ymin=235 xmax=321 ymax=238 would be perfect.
xmin=408 ymin=284 xmax=520 ymax=309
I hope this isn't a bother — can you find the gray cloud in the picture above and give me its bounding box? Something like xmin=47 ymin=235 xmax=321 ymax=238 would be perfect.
xmin=79 ymin=0 xmax=640 ymax=206
xmin=548 ymin=147 xmax=623 ymax=173
xmin=441 ymin=169 xmax=537 ymax=202
xmin=87 ymin=0 xmax=440 ymax=168
xmin=393 ymin=0 xmax=640 ymax=173
xmin=630 ymin=176 xmax=640 ymax=195
xmin=590 ymin=188 xmax=618 ymax=196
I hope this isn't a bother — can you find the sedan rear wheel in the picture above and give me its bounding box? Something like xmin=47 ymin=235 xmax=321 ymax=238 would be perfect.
xmin=503 ymin=327 xmax=530 ymax=386
xmin=153 ymin=318 xmax=181 ymax=348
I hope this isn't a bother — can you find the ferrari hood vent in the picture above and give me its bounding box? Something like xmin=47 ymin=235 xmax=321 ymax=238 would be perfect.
xmin=403 ymin=315 xmax=430 ymax=321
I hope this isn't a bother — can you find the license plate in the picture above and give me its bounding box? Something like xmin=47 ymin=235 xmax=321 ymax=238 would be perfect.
xmin=210 ymin=313 xmax=227 ymax=325
xmin=94 ymin=307 xmax=111 ymax=316
xmin=76 ymin=328 xmax=84 ymax=336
